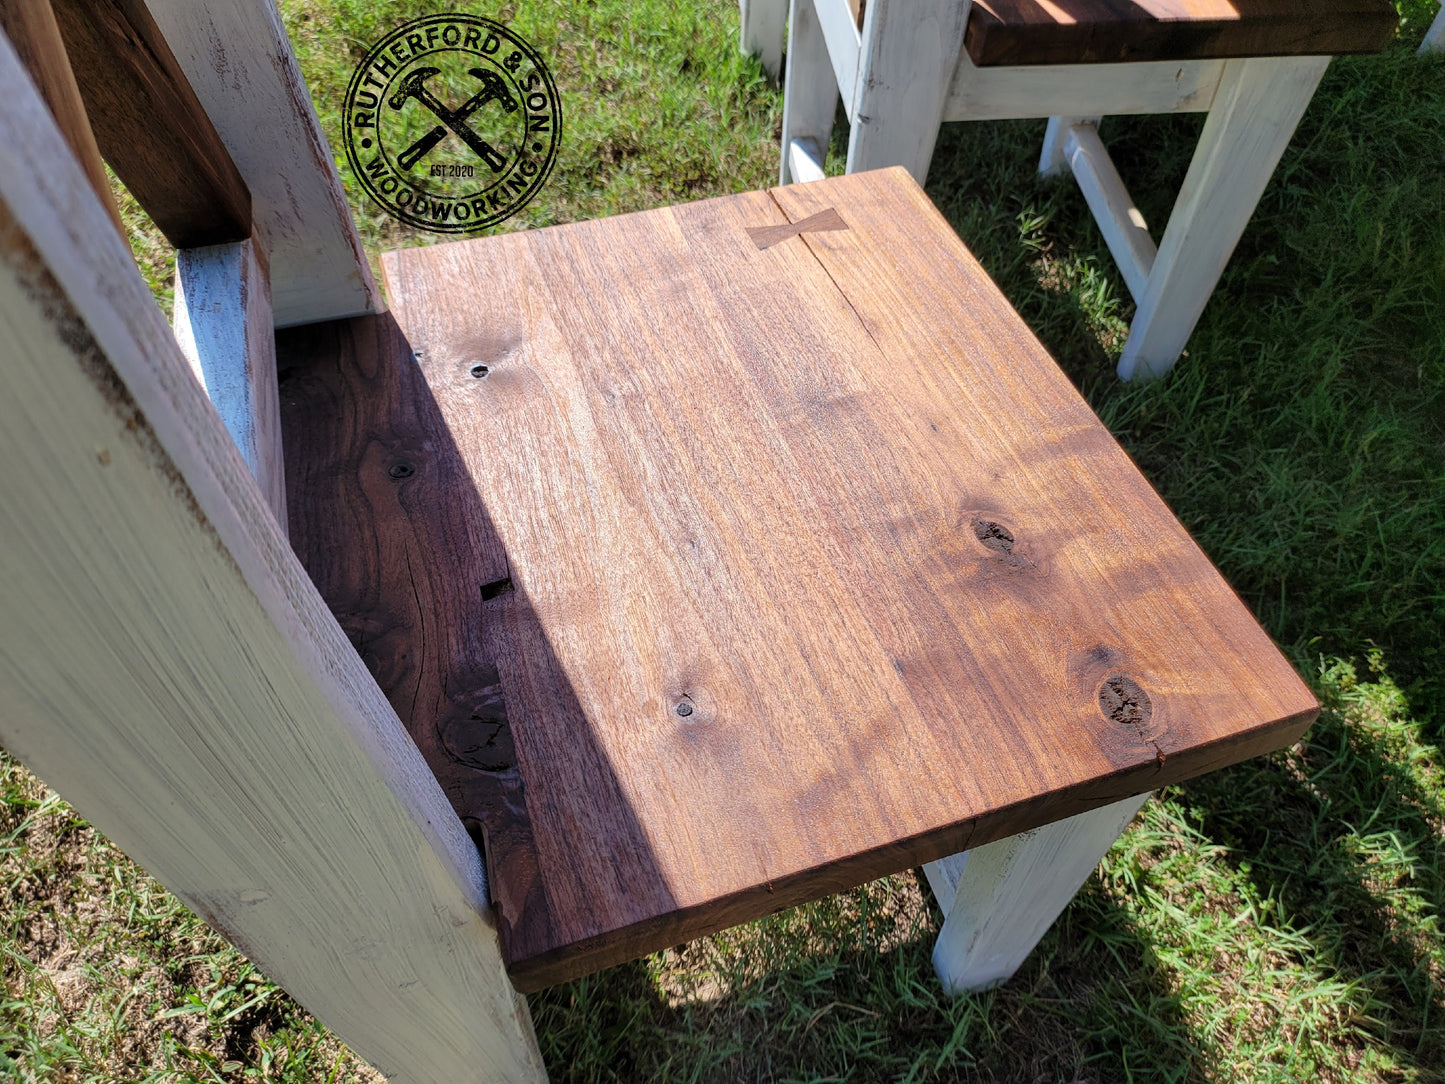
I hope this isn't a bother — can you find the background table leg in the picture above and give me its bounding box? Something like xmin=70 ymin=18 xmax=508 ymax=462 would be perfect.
xmin=1117 ymin=55 xmax=1330 ymax=380
xmin=1038 ymin=115 xmax=1102 ymax=177
xmin=740 ymin=0 xmax=787 ymax=79
xmin=925 ymin=794 xmax=1150 ymax=995
xmin=845 ymin=0 xmax=969 ymax=183
xmin=780 ymin=0 xmax=838 ymax=183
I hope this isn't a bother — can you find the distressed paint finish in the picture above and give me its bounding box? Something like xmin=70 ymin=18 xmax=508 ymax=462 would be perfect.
xmin=145 ymin=0 xmax=379 ymax=327
xmin=0 ymin=36 xmax=541 ymax=1083
xmin=174 ymin=238 xmax=287 ymax=529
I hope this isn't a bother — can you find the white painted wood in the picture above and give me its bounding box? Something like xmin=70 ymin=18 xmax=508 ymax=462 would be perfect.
xmin=929 ymin=794 xmax=1150 ymax=995
xmin=787 ymin=136 xmax=828 ymax=183
xmin=144 ymin=0 xmax=380 ymax=328
xmin=846 ymin=0 xmax=970 ymax=183
xmin=0 ymin=37 xmax=542 ymax=1084
xmin=1039 ymin=115 xmax=1101 ymax=176
xmin=174 ymin=239 xmax=287 ymax=531
xmin=1118 ymin=55 xmax=1330 ymax=380
xmin=944 ymin=53 xmax=1225 ymax=122
xmin=1062 ymin=123 xmax=1158 ymax=304
xmin=740 ymin=0 xmax=787 ymax=78
xmin=1420 ymin=3 xmax=1445 ymax=53
xmin=780 ymin=0 xmax=840 ymax=184
xmin=817 ymin=0 xmax=863 ymax=119
xmin=922 ymin=850 xmax=969 ymax=914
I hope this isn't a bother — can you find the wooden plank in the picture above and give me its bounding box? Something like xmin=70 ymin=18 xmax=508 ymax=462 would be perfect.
xmin=779 ymin=0 xmax=839 ymax=184
xmin=847 ymin=0 xmax=970 ymax=181
xmin=1038 ymin=115 xmax=1101 ymax=176
xmin=944 ymin=53 xmax=1225 ymax=121
xmin=174 ymin=238 xmax=288 ymax=529
xmin=1061 ymin=122 xmax=1157 ymax=303
xmin=291 ymin=166 xmax=1323 ymax=991
xmin=818 ymin=0 xmax=862 ymax=115
xmin=144 ymin=0 xmax=380 ymax=327
xmin=928 ymin=794 xmax=1151 ymax=993
xmin=50 ymin=0 xmax=251 ymax=248
xmin=0 ymin=0 xmax=122 ymax=234
xmin=1117 ymin=55 xmax=1329 ymax=379
xmin=964 ymin=0 xmax=1397 ymax=67
xmin=0 ymin=37 xmax=543 ymax=1083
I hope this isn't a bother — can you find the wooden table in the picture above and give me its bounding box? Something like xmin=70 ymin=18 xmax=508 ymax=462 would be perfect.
xmin=774 ymin=0 xmax=1395 ymax=380
xmin=279 ymin=168 xmax=1316 ymax=994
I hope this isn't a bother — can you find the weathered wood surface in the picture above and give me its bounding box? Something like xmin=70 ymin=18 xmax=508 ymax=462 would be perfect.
xmin=174 ymin=238 xmax=288 ymax=529
xmin=144 ymin=0 xmax=379 ymax=327
xmin=284 ymin=167 xmax=1317 ymax=993
xmin=965 ymin=0 xmax=1397 ymax=67
xmin=0 ymin=36 xmax=543 ymax=1082
xmin=49 ymin=0 xmax=251 ymax=248
xmin=0 ymin=0 xmax=121 ymax=233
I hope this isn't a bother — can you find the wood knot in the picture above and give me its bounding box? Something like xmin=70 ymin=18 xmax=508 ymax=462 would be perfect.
xmin=972 ymin=518 xmax=1015 ymax=553
xmin=437 ymin=674 xmax=515 ymax=773
xmin=1099 ymin=675 xmax=1152 ymax=733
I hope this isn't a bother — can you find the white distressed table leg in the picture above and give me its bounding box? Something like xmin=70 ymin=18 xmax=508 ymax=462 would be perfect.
xmin=1420 ymin=3 xmax=1445 ymax=53
xmin=740 ymin=0 xmax=788 ymax=78
xmin=845 ymin=0 xmax=970 ymax=184
xmin=1117 ymin=56 xmax=1330 ymax=380
xmin=174 ymin=239 xmax=287 ymax=531
xmin=0 ymin=37 xmax=543 ymax=1083
xmin=1039 ymin=115 xmax=1101 ymax=177
xmin=926 ymin=793 xmax=1149 ymax=995
xmin=780 ymin=0 xmax=839 ymax=183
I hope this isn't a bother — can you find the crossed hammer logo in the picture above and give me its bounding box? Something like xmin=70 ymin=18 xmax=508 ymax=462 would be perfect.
xmin=388 ymin=66 xmax=519 ymax=173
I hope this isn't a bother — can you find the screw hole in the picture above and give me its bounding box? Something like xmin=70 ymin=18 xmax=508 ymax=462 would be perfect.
xmin=470 ymin=364 xmax=490 ymax=378
xmin=388 ymin=462 xmax=415 ymax=480
xmin=675 ymin=701 xmax=694 ymax=717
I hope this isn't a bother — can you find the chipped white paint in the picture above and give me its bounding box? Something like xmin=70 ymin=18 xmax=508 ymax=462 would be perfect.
xmin=174 ymin=239 xmax=287 ymax=529
xmin=0 ymin=35 xmax=541 ymax=1083
xmin=145 ymin=0 xmax=380 ymax=327
xmin=926 ymin=794 xmax=1150 ymax=993
xmin=847 ymin=0 xmax=970 ymax=183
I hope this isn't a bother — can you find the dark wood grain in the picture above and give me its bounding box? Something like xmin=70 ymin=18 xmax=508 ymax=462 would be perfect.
xmin=285 ymin=168 xmax=1316 ymax=992
xmin=0 ymin=0 xmax=122 ymax=234
xmin=50 ymin=0 xmax=250 ymax=247
xmin=964 ymin=0 xmax=1397 ymax=66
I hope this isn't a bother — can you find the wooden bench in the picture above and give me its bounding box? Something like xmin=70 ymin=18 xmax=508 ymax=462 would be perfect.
xmin=278 ymin=167 xmax=1316 ymax=994
xmin=1 ymin=3 xmax=1316 ymax=1080
xmin=760 ymin=0 xmax=1396 ymax=379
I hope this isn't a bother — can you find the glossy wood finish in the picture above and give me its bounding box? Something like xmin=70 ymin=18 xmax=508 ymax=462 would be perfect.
xmin=281 ymin=168 xmax=1317 ymax=992
xmin=965 ymin=0 xmax=1397 ymax=67
xmin=50 ymin=0 xmax=251 ymax=248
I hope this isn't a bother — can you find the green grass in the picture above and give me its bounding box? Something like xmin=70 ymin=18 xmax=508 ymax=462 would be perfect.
xmin=4 ymin=1 xmax=1445 ymax=1080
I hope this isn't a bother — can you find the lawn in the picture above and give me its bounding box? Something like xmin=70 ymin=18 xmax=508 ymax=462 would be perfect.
xmin=4 ymin=0 xmax=1445 ymax=1081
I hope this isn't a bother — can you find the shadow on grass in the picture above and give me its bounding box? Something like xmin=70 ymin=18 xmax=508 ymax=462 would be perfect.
xmin=530 ymin=868 xmax=1224 ymax=1083
xmin=1179 ymin=661 xmax=1445 ymax=1072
